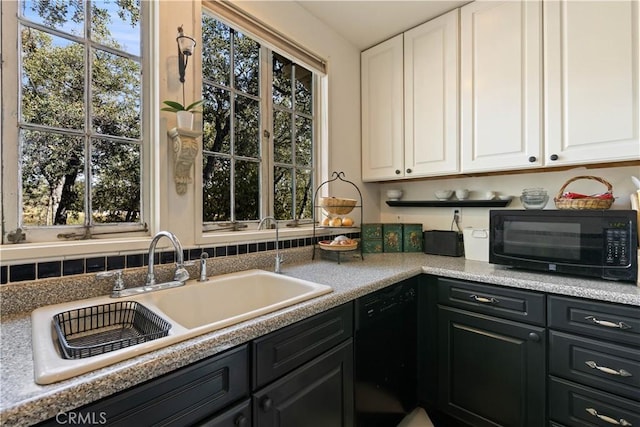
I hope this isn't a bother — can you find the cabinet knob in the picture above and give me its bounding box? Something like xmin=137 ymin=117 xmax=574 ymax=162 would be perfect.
xmin=260 ymin=396 xmax=273 ymax=412
xmin=549 ymin=154 xmax=559 ymax=161
xmin=235 ymin=414 xmax=248 ymax=426
xmin=528 ymin=156 xmax=537 ymax=163
xmin=406 ymin=168 xmax=412 ymax=174
xmin=528 ymin=332 xmax=540 ymax=342
xmin=395 ymin=169 xmax=401 ymax=175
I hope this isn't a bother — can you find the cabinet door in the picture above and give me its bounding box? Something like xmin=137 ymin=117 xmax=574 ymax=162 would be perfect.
xmin=438 ymin=306 xmax=545 ymax=427
xmin=361 ymin=34 xmax=404 ymax=181
xmin=461 ymin=1 xmax=542 ymax=173
xmin=545 ymin=0 xmax=640 ymax=166
xmin=404 ymin=9 xmax=459 ymax=177
xmin=253 ymin=339 xmax=354 ymax=427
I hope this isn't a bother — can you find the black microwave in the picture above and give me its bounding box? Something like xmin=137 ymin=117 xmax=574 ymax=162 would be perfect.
xmin=489 ymin=210 xmax=638 ymax=282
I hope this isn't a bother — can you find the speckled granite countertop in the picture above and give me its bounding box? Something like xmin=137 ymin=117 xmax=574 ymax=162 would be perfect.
xmin=1 ymin=251 xmax=639 ymax=426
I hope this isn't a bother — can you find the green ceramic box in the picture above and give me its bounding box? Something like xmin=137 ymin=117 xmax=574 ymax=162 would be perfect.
xmin=403 ymin=223 xmax=423 ymax=252
xmin=362 ymin=240 xmax=383 ymax=253
xmin=362 ymin=223 xmax=383 ymax=240
xmin=383 ymin=224 xmax=403 ymax=252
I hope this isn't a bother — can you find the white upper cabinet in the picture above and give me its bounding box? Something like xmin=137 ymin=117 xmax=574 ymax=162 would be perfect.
xmin=404 ymin=9 xmax=459 ymax=177
xmin=361 ymin=34 xmax=404 ymax=182
xmin=544 ymin=0 xmax=640 ymax=166
xmin=461 ymin=0 xmax=543 ymax=173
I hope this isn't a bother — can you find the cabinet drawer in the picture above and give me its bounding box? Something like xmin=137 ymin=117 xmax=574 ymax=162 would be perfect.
xmin=252 ymin=302 xmax=353 ymax=389
xmin=196 ymin=398 xmax=251 ymax=427
xmin=549 ymin=330 xmax=640 ymax=400
xmin=548 ymin=296 xmax=640 ymax=346
xmin=41 ymin=345 xmax=249 ymax=426
xmin=437 ymin=277 xmax=545 ymax=325
xmin=549 ymin=376 xmax=640 ymax=427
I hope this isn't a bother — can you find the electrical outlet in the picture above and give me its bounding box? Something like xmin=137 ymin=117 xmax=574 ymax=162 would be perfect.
xmin=452 ymin=208 xmax=462 ymax=222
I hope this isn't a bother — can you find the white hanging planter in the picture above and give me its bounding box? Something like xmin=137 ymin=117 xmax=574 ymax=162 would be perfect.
xmin=176 ymin=110 xmax=194 ymax=130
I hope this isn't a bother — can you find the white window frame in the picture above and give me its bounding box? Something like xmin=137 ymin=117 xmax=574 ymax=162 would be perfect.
xmin=0 ymin=1 xmax=160 ymax=261
xmin=195 ymin=5 xmax=328 ymax=245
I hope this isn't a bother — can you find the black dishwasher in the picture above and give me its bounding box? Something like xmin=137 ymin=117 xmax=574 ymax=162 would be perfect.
xmin=355 ymin=278 xmax=418 ymax=427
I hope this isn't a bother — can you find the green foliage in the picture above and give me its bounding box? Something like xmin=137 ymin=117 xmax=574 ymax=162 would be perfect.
xmin=19 ymin=0 xmax=142 ymax=226
xmin=161 ymin=99 xmax=204 ymax=113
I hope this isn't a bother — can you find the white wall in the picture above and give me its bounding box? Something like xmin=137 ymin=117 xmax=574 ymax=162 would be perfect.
xmin=379 ymin=165 xmax=640 ymax=231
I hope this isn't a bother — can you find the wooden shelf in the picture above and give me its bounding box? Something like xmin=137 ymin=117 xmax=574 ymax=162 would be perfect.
xmin=385 ymin=198 xmax=512 ymax=208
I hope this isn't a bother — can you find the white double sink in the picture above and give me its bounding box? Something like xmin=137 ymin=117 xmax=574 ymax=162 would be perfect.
xmin=31 ymin=269 xmax=332 ymax=384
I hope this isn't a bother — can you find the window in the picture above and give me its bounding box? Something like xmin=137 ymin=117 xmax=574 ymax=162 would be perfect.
xmin=1 ymin=0 xmax=147 ymax=243
xmin=201 ymin=12 xmax=316 ymax=229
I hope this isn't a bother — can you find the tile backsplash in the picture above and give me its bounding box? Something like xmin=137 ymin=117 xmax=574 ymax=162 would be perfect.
xmin=1 ymin=233 xmax=359 ymax=284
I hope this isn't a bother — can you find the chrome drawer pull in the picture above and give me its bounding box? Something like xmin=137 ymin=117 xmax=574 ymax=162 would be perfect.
xmin=586 ymin=408 xmax=632 ymax=426
xmin=469 ymin=295 xmax=499 ymax=304
xmin=584 ymin=316 xmax=632 ymax=330
xmin=585 ymin=361 xmax=633 ymax=377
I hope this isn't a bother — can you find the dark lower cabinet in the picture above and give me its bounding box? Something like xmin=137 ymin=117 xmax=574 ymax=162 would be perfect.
xmin=197 ymin=399 xmax=251 ymax=427
xmin=437 ymin=306 xmax=546 ymax=427
xmin=252 ymin=303 xmax=354 ymax=427
xmin=252 ymin=339 xmax=354 ymax=427
xmin=421 ymin=276 xmax=547 ymax=427
xmin=39 ymin=344 xmax=249 ymax=427
xmin=547 ymin=295 xmax=640 ymax=427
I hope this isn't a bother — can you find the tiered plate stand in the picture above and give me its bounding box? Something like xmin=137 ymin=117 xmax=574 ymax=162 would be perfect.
xmin=312 ymin=171 xmax=363 ymax=263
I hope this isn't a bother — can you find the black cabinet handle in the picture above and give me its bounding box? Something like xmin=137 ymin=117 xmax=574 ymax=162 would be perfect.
xmin=528 ymin=332 xmax=540 ymax=342
xmin=584 ymin=315 xmax=631 ymax=330
xmin=528 ymin=156 xmax=537 ymax=163
xmin=260 ymin=396 xmax=273 ymax=412
xmin=585 ymin=408 xmax=632 ymax=426
xmin=406 ymin=168 xmax=412 ymax=173
xmin=235 ymin=414 xmax=248 ymax=426
xmin=395 ymin=169 xmax=401 ymax=175
xmin=549 ymin=154 xmax=559 ymax=161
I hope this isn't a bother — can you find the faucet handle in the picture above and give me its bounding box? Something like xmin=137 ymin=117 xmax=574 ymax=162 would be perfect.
xmin=96 ymin=270 xmax=125 ymax=292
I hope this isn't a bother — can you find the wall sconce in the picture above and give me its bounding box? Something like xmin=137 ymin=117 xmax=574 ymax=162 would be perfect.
xmin=176 ymin=25 xmax=196 ymax=83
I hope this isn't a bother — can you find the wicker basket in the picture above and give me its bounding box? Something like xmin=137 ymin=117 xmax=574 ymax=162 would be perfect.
xmin=554 ymin=175 xmax=614 ymax=210
xmin=319 ymin=197 xmax=357 ymax=215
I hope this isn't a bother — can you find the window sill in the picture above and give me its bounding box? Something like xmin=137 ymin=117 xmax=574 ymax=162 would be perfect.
xmin=0 ymin=237 xmax=155 ymax=264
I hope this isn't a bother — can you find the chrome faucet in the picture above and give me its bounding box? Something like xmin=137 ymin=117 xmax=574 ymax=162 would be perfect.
xmin=258 ymin=216 xmax=283 ymax=273
xmin=198 ymin=252 xmax=209 ymax=281
xmin=98 ymin=231 xmax=189 ymax=298
xmin=146 ymin=231 xmax=189 ymax=287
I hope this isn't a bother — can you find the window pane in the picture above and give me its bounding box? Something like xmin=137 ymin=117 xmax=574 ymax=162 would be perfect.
xmin=273 ymin=109 xmax=292 ymax=163
xmin=203 ymin=85 xmax=231 ymax=153
xmin=91 ymin=139 xmax=141 ymax=223
xmin=274 ymin=167 xmax=293 ymax=220
xmin=90 ymin=1 xmax=140 ymax=56
xmin=203 ymin=156 xmax=230 ymax=222
xmin=21 ymin=130 xmax=85 ymax=226
xmin=21 ymin=27 xmax=85 ymax=129
xmin=235 ymin=94 xmax=259 ymax=158
xmin=92 ymin=49 xmax=141 ymax=138
xmin=20 ymin=0 xmax=84 ymax=36
xmin=295 ymin=115 xmax=312 ymax=166
xmin=295 ymin=65 xmax=313 ymax=114
xmin=235 ymin=161 xmax=259 ymax=221
xmin=234 ymin=31 xmax=259 ymax=96
xmin=273 ymin=52 xmax=292 ymax=108
xmin=202 ymin=16 xmax=230 ymax=87
xmin=295 ymin=169 xmax=313 ymax=220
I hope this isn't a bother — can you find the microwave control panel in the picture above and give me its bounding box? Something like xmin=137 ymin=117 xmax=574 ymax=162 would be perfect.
xmin=605 ymin=228 xmax=630 ymax=266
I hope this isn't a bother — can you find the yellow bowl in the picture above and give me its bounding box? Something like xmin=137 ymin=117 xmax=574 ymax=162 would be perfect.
xmin=319 ymin=197 xmax=357 ymax=215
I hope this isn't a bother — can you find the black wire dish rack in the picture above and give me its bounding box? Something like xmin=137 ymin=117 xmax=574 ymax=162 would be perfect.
xmin=312 ymin=171 xmax=364 ymax=263
xmin=53 ymin=301 xmax=171 ymax=359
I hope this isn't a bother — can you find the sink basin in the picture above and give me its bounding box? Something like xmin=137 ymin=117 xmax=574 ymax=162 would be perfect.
xmin=31 ymin=269 xmax=332 ymax=384
xmin=147 ymin=269 xmax=333 ymax=330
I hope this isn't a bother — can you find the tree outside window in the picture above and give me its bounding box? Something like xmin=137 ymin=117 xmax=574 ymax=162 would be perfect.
xmin=15 ymin=0 xmax=143 ymax=233
xmin=201 ymin=14 xmax=315 ymax=226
